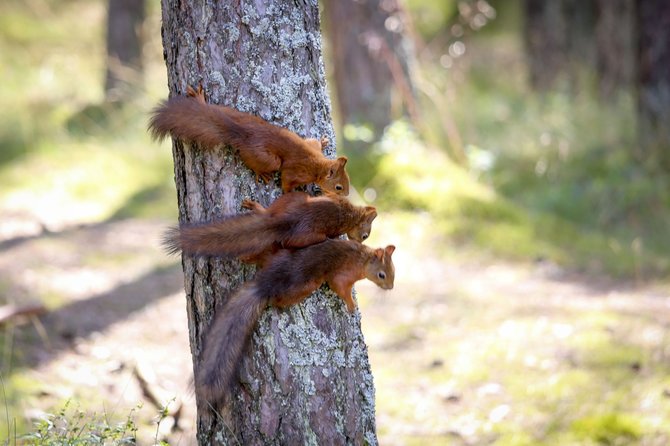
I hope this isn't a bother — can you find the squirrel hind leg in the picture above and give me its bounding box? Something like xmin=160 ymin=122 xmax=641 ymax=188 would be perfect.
xmin=283 ymin=232 xmax=327 ymax=249
xmin=239 ymin=150 xmax=281 ymax=185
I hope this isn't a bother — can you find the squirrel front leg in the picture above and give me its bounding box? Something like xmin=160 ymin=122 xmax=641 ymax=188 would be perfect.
xmin=241 ymin=199 xmax=267 ymax=214
xmin=329 ymin=277 xmax=357 ymax=313
xmin=186 ymin=84 xmax=207 ymax=104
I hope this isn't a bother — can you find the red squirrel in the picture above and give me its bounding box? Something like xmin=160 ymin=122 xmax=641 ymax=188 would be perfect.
xmin=149 ymin=86 xmax=350 ymax=195
xmin=196 ymin=238 xmax=396 ymax=409
xmin=162 ymin=191 xmax=377 ymax=262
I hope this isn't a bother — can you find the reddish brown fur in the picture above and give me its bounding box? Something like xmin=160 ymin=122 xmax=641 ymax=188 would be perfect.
xmin=195 ymin=238 xmax=396 ymax=410
xmin=149 ymin=86 xmax=350 ymax=194
xmin=162 ymin=191 xmax=377 ymax=261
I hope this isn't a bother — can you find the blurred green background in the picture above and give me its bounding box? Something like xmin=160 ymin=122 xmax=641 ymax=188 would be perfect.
xmin=1 ymin=0 xmax=670 ymax=444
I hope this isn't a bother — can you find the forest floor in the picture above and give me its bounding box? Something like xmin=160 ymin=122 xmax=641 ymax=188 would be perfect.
xmin=2 ymin=212 xmax=670 ymax=445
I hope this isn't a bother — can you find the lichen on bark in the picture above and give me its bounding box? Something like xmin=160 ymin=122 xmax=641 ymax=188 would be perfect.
xmin=158 ymin=1 xmax=378 ymax=444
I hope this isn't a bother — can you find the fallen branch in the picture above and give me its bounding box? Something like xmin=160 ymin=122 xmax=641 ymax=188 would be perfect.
xmin=0 ymin=303 xmax=47 ymax=326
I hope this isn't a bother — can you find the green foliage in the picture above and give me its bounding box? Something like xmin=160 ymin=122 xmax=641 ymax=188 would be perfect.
xmin=342 ymin=14 xmax=670 ymax=278
xmin=571 ymin=413 xmax=643 ymax=445
xmin=404 ymin=0 xmax=458 ymax=40
xmin=21 ymin=401 xmax=138 ymax=445
xmin=354 ymin=121 xmax=669 ymax=277
xmin=0 ymin=0 xmax=175 ymax=223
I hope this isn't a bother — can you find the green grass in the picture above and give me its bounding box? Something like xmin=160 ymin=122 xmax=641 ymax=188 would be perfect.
xmin=349 ymin=121 xmax=670 ymax=278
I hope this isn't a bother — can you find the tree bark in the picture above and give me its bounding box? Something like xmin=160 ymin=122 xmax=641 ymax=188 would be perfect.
xmin=158 ymin=1 xmax=378 ymax=444
xmin=635 ymin=0 xmax=670 ymax=170
xmin=105 ymin=0 xmax=145 ymax=102
xmin=323 ymin=0 xmax=416 ymax=152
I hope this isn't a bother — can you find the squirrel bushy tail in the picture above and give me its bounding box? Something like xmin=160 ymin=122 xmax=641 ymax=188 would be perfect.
xmin=196 ymin=284 xmax=267 ymax=409
xmin=162 ymin=213 xmax=281 ymax=258
xmin=148 ymin=96 xmax=250 ymax=148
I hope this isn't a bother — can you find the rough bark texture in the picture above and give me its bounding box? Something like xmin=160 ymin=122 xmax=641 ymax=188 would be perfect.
xmin=322 ymin=0 xmax=415 ymax=152
xmin=158 ymin=1 xmax=378 ymax=444
xmin=105 ymin=0 xmax=145 ymax=102
xmin=635 ymin=0 xmax=670 ymax=170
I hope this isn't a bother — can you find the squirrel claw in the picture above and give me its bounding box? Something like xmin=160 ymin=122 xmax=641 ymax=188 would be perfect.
xmin=187 ymin=84 xmax=206 ymax=103
xmin=241 ymin=199 xmax=255 ymax=210
xmin=257 ymin=173 xmax=273 ymax=184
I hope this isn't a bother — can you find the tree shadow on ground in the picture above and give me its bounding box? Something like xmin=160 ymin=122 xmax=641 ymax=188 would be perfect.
xmin=7 ymin=263 xmax=183 ymax=371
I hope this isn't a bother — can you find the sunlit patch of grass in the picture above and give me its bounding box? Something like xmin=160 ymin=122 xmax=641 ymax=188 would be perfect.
xmin=0 ymin=134 xmax=174 ymax=227
xmin=357 ymin=122 xmax=670 ymax=278
xmin=0 ymin=0 xmax=172 ymax=224
xmin=571 ymin=412 xmax=643 ymax=445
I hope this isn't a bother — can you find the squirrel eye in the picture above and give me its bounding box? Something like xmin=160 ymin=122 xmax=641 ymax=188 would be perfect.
xmin=335 ymin=184 xmax=343 ymax=191
xmin=377 ymin=271 xmax=386 ymax=280
xmin=362 ymin=233 xmax=368 ymax=240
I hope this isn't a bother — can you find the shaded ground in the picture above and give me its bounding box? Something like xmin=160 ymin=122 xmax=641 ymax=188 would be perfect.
xmin=2 ymin=213 xmax=670 ymax=445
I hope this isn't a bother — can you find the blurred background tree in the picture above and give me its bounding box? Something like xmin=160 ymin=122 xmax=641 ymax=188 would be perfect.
xmin=635 ymin=0 xmax=670 ymax=171
xmin=104 ymin=0 xmax=145 ymax=103
xmin=323 ymin=0 xmax=418 ymax=154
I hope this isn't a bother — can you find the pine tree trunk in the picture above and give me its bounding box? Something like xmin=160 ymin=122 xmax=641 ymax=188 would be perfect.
xmin=158 ymin=1 xmax=378 ymax=444
xmin=523 ymin=0 xmax=569 ymax=90
xmin=322 ymin=0 xmax=415 ymax=152
xmin=635 ymin=0 xmax=670 ymax=170
xmin=595 ymin=0 xmax=634 ymax=99
xmin=523 ymin=0 xmax=596 ymax=92
xmin=105 ymin=0 xmax=145 ymax=102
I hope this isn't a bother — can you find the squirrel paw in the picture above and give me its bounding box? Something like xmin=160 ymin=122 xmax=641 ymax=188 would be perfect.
xmin=186 ymin=84 xmax=206 ymax=103
xmin=320 ymin=136 xmax=329 ymax=149
xmin=241 ymin=199 xmax=264 ymax=212
xmin=256 ymin=172 xmax=274 ymax=184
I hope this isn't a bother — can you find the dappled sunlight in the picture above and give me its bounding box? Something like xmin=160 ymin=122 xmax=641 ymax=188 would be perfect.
xmin=362 ymin=213 xmax=670 ymax=445
xmin=1 ymin=0 xmax=669 ymax=444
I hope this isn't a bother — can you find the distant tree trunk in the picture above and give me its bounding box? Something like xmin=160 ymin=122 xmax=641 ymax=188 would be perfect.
xmin=635 ymin=0 xmax=670 ymax=170
xmin=323 ymin=0 xmax=416 ymax=153
xmin=523 ymin=0 xmax=596 ymax=92
xmin=105 ymin=0 xmax=145 ymax=102
xmin=158 ymin=1 xmax=378 ymax=444
xmin=523 ymin=0 xmax=569 ymax=90
xmin=595 ymin=0 xmax=635 ymax=99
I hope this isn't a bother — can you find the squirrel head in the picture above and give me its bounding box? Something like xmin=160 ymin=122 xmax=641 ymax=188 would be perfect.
xmin=347 ymin=206 xmax=377 ymax=242
xmin=366 ymin=244 xmax=395 ymax=290
xmin=321 ymin=157 xmax=349 ymax=196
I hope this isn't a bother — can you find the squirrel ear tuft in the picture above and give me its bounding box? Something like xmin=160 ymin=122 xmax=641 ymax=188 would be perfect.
xmin=337 ymin=156 xmax=348 ymax=168
xmin=385 ymin=245 xmax=396 ymax=257
xmin=374 ymin=248 xmax=384 ymax=260
xmin=365 ymin=206 xmax=378 ymax=220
